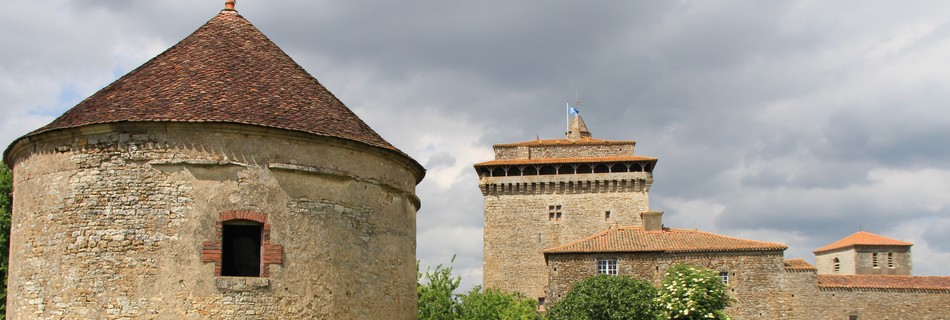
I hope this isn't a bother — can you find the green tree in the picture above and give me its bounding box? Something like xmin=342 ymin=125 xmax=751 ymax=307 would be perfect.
xmin=417 ymin=257 xmax=461 ymax=320
xmin=547 ymin=274 xmax=661 ymax=320
xmin=656 ymin=264 xmax=731 ymax=320
xmin=0 ymin=163 xmax=12 ymax=319
xmin=457 ymin=286 xmax=538 ymax=320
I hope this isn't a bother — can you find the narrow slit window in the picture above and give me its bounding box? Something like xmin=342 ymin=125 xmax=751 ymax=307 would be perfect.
xmin=221 ymin=220 xmax=263 ymax=277
xmin=833 ymin=257 xmax=840 ymax=273
xmin=872 ymin=252 xmax=879 ymax=268
xmin=604 ymin=211 xmax=611 ymax=221
xmin=888 ymin=252 xmax=895 ymax=268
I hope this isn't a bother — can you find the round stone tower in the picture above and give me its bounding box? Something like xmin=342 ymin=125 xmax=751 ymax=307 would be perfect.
xmin=3 ymin=4 xmax=424 ymax=319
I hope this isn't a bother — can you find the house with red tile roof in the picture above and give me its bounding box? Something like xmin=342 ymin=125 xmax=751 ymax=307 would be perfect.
xmin=813 ymin=231 xmax=913 ymax=275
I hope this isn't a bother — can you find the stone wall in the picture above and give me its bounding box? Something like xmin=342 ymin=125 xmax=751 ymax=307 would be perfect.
xmin=545 ymin=251 xmax=786 ymax=319
xmin=5 ymin=122 xmax=422 ymax=319
xmin=816 ymin=248 xmax=857 ymax=274
xmin=779 ymin=271 xmax=950 ymax=319
xmin=493 ymin=142 xmax=635 ymax=160
xmin=481 ymin=180 xmax=650 ymax=300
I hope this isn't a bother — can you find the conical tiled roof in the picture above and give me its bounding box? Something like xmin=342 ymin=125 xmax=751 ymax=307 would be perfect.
xmin=813 ymin=231 xmax=912 ymax=254
xmin=13 ymin=8 xmax=402 ymax=156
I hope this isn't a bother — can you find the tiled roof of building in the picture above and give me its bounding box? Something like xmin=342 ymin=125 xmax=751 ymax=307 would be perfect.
xmin=544 ymin=226 xmax=787 ymax=254
xmin=494 ymin=137 xmax=636 ymax=148
xmin=474 ymin=156 xmax=657 ymax=167
xmin=783 ymin=258 xmax=817 ymax=271
xmin=813 ymin=231 xmax=913 ymax=254
xmin=818 ymin=275 xmax=950 ymax=290
xmin=11 ymin=7 xmax=403 ymax=157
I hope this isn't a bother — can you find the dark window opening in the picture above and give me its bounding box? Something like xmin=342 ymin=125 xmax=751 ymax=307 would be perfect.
xmin=605 ymin=211 xmax=611 ymax=220
xmin=609 ymin=163 xmax=627 ymax=173
xmin=575 ymin=165 xmax=592 ymax=174
xmin=523 ymin=167 xmax=538 ymax=175
xmin=222 ymin=221 xmax=263 ymax=277
xmin=593 ymin=164 xmax=610 ymax=173
xmin=549 ymin=205 xmax=562 ymax=222
xmin=538 ymin=165 xmax=557 ymax=175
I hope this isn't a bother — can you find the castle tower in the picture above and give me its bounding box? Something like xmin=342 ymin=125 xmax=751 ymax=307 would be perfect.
xmin=3 ymin=3 xmax=424 ymax=319
xmin=473 ymin=111 xmax=657 ymax=303
xmin=813 ymin=231 xmax=913 ymax=275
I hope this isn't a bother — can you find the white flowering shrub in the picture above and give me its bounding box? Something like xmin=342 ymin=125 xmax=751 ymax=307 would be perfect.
xmin=656 ymin=264 xmax=731 ymax=320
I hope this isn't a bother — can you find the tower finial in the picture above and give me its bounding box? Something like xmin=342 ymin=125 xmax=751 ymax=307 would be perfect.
xmin=225 ymin=0 xmax=236 ymax=11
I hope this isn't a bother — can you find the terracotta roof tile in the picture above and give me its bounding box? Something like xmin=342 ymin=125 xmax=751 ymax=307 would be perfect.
xmin=544 ymin=226 xmax=787 ymax=254
xmin=474 ymin=156 xmax=657 ymax=167
xmin=494 ymin=138 xmax=635 ymax=148
xmin=783 ymin=258 xmax=816 ymax=271
xmin=818 ymin=275 xmax=950 ymax=290
xmin=9 ymin=9 xmax=409 ymax=161
xmin=813 ymin=231 xmax=912 ymax=254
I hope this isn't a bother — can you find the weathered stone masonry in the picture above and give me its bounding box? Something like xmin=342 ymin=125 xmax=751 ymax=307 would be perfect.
xmin=6 ymin=123 xmax=423 ymax=319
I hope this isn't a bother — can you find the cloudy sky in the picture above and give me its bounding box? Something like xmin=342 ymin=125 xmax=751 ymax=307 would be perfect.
xmin=3 ymin=1 xmax=950 ymax=289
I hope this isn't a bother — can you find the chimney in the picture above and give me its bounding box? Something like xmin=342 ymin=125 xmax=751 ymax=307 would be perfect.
xmin=641 ymin=211 xmax=663 ymax=231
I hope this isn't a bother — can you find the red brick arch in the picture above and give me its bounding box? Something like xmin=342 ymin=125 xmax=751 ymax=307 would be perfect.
xmin=202 ymin=210 xmax=283 ymax=277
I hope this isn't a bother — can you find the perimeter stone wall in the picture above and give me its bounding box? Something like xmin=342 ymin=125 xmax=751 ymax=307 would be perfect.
xmin=779 ymin=271 xmax=950 ymax=319
xmin=545 ymin=251 xmax=786 ymax=319
xmin=5 ymin=122 xmax=422 ymax=319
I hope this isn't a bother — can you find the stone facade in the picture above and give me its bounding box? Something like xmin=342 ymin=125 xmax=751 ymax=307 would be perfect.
xmin=482 ymin=189 xmax=650 ymax=300
xmin=5 ymin=122 xmax=422 ymax=319
xmin=546 ymin=251 xmax=786 ymax=319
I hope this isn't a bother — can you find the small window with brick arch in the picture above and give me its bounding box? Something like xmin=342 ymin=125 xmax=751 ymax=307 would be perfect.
xmin=221 ymin=220 xmax=263 ymax=277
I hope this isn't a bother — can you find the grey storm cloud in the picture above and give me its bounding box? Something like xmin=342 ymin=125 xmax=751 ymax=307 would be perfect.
xmin=4 ymin=0 xmax=950 ymax=289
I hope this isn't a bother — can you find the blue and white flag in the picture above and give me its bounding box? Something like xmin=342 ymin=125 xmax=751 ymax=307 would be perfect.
xmin=568 ymin=104 xmax=580 ymax=116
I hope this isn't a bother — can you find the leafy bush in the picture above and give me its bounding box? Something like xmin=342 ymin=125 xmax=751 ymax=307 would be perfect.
xmin=547 ymin=274 xmax=661 ymax=320
xmin=656 ymin=264 xmax=731 ymax=320
xmin=417 ymin=258 xmax=462 ymax=320
xmin=457 ymin=286 xmax=538 ymax=320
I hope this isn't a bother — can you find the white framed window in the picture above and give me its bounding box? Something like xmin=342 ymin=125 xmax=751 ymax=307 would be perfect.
xmin=597 ymin=258 xmax=618 ymax=275
xmin=719 ymin=271 xmax=730 ymax=284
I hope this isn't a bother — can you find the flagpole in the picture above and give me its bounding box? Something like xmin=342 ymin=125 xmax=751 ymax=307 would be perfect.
xmin=565 ymin=102 xmax=569 ymax=134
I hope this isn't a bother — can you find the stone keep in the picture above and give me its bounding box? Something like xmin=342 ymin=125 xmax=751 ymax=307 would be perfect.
xmin=473 ymin=114 xmax=657 ymax=301
xmin=2 ymin=5 xmax=424 ymax=319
